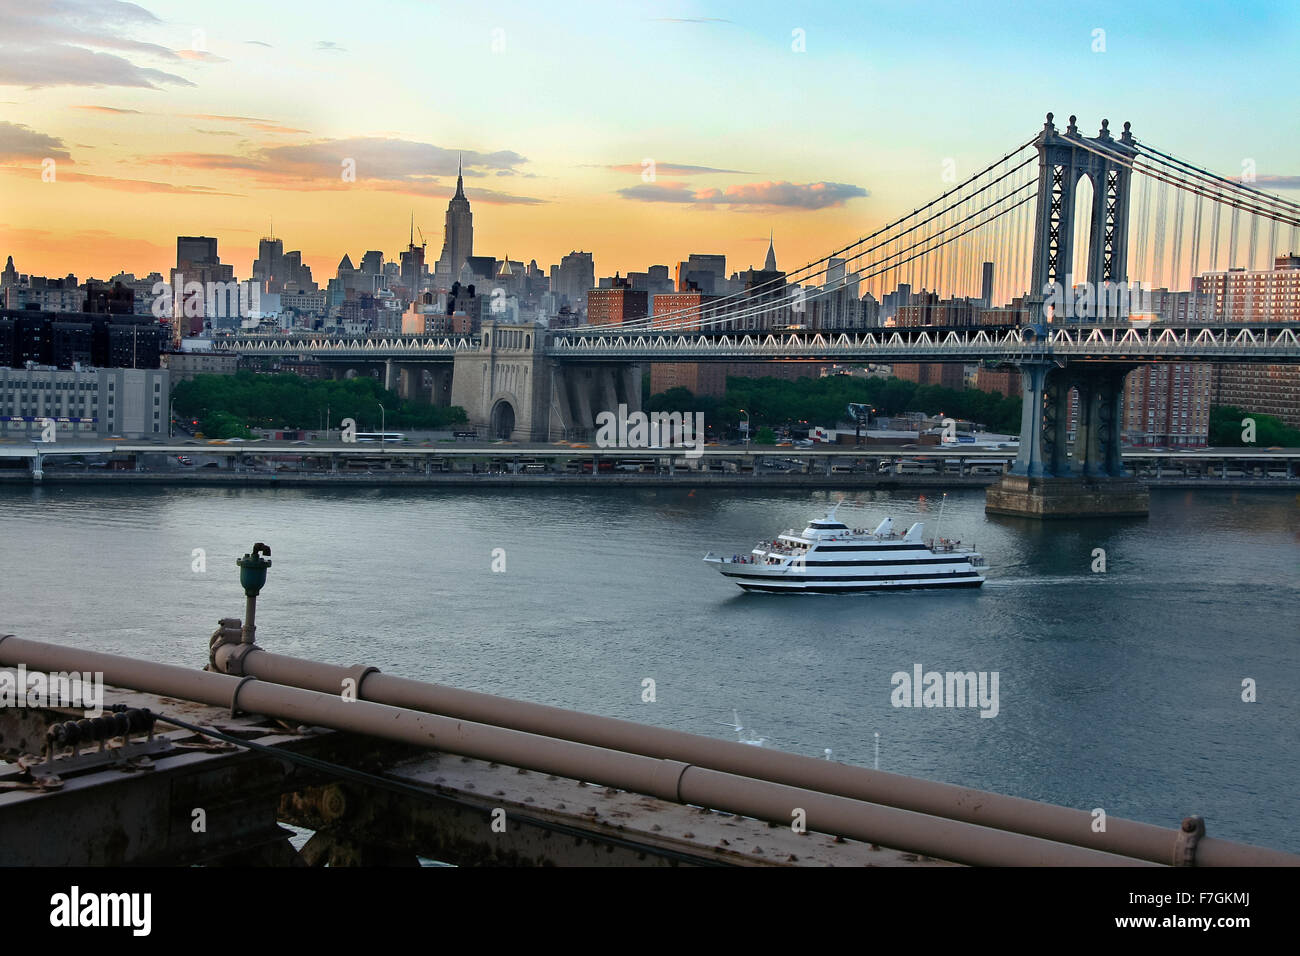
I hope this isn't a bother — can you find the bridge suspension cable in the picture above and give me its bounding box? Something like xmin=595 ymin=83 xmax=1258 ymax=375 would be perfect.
xmin=1057 ymin=133 xmax=1300 ymax=319
xmin=1136 ymin=140 xmax=1300 ymax=222
xmin=586 ymin=137 xmax=1039 ymax=333
xmin=598 ymin=142 xmax=1039 ymax=334
xmin=597 ymin=179 xmax=1037 ymax=335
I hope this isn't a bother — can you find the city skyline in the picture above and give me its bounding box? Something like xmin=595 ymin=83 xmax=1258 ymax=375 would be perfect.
xmin=3 ymin=0 xmax=1299 ymax=282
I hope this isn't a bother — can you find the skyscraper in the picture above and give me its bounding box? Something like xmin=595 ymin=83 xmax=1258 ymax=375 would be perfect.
xmin=675 ymin=254 xmax=726 ymax=294
xmin=435 ymin=159 xmax=474 ymax=287
xmin=250 ymin=233 xmax=318 ymax=296
xmin=171 ymin=236 xmax=234 ymax=343
xmin=400 ymin=225 xmax=426 ymax=302
xmin=557 ymin=251 xmax=595 ymax=311
xmin=252 ymin=236 xmax=283 ymax=291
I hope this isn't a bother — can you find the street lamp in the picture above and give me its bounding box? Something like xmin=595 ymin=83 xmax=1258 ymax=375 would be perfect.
xmin=378 ymin=403 xmax=386 ymax=448
xmin=739 ymin=409 xmax=750 ymax=451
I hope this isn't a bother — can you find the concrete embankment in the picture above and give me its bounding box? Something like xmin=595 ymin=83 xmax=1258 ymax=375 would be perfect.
xmin=2 ymin=470 xmax=1295 ymax=490
xmin=0 ymin=470 xmax=996 ymax=490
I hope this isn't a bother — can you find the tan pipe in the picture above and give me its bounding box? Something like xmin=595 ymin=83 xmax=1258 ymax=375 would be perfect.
xmin=209 ymin=640 xmax=1300 ymax=868
xmin=0 ymin=634 xmax=1147 ymax=866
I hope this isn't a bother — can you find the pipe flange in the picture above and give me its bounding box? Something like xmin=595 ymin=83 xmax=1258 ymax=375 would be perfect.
xmin=214 ymin=640 xmax=263 ymax=677
xmin=649 ymin=759 xmax=692 ymax=803
xmin=1174 ymin=815 xmax=1206 ymax=866
xmin=229 ymin=675 xmax=258 ymax=717
xmin=345 ymin=664 xmax=380 ymax=700
xmin=209 ymin=619 xmax=243 ymax=665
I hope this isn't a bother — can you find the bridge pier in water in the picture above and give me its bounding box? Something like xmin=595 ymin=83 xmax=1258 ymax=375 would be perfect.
xmin=986 ymin=361 xmax=1149 ymax=518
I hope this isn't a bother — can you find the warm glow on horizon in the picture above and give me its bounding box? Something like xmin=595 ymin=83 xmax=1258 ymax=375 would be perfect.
xmin=2 ymin=0 xmax=1297 ymax=284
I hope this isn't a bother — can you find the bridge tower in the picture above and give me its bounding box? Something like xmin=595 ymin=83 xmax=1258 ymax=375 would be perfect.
xmin=987 ymin=114 xmax=1149 ymax=518
xmin=451 ymin=321 xmax=550 ymax=440
xmin=1028 ymin=112 xmax=1137 ymax=311
xmin=450 ymin=322 xmax=643 ymax=441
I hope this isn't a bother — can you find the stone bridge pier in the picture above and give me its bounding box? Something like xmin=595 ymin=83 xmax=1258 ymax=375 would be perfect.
xmin=327 ymin=363 xmax=386 ymax=384
xmin=986 ymin=361 xmax=1149 ymax=518
xmin=551 ymin=362 xmax=642 ymax=442
xmin=450 ymin=322 xmax=642 ymax=441
xmin=392 ymin=363 xmax=454 ymax=405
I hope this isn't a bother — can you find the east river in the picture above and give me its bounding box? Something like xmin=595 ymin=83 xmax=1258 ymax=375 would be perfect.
xmin=1 ymin=484 xmax=1296 ymax=852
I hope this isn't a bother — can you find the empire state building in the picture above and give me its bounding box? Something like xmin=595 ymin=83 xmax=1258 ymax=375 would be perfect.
xmin=435 ymin=159 xmax=473 ymax=286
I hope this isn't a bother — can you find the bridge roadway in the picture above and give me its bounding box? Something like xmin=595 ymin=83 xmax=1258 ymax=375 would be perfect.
xmin=213 ymin=323 xmax=1300 ymax=364
xmin=2 ymin=439 xmax=1296 ymax=485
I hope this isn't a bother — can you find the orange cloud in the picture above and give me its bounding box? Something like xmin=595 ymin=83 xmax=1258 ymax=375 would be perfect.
xmin=139 ymin=137 xmax=545 ymax=203
xmin=71 ymin=105 xmax=145 ymax=115
xmin=0 ymin=164 xmax=240 ymax=196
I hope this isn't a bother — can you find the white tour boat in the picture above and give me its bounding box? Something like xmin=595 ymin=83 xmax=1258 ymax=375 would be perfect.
xmin=703 ymin=502 xmax=986 ymax=593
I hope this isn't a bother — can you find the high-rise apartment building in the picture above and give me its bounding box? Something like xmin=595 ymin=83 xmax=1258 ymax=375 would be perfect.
xmin=587 ymin=276 xmax=648 ymax=327
xmin=1122 ymin=363 xmax=1212 ymax=447
xmin=1197 ymin=254 xmax=1300 ymax=428
xmin=650 ymin=292 xmax=725 ymax=396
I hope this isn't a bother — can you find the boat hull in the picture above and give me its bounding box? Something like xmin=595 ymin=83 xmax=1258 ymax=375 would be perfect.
xmin=716 ymin=567 xmax=985 ymax=593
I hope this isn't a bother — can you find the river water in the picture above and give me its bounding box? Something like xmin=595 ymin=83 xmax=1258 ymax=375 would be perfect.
xmin=1 ymin=483 xmax=1296 ymax=852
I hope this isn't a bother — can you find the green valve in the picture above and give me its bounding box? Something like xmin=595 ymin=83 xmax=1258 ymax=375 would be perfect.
xmin=236 ymin=542 xmax=272 ymax=596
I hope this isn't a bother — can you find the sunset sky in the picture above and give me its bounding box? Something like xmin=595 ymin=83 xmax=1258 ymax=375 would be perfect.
xmin=2 ymin=0 xmax=1297 ymax=284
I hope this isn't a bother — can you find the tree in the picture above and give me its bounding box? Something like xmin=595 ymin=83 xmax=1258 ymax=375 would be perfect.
xmin=754 ymin=426 xmax=776 ymax=444
xmin=172 ymin=371 xmax=468 ymax=434
xmin=647 ymin=372 xmax=1023 ymax=437
xmin=204 ymin=411 xmax=254 ymax=439
xmin=1209 ymin=405 xmax=1300 ymax=447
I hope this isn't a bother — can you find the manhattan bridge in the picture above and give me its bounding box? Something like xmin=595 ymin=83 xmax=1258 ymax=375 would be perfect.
xmin=218 ymin=113 xmax=1300 ymax=515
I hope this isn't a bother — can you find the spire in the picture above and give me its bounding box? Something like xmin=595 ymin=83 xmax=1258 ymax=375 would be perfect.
xmin=409 ymin=212 xmax=414 ymax=246
xmin=454 ymin=154 xmax=466 ymax=201
xmin=764 ymin=229 xmax=777 ymax=271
